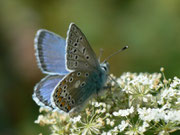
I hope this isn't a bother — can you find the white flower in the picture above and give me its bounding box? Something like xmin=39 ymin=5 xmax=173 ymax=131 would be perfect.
xmin=138 ymin=121 xmax=149 ymax=133
xmin=106 ymin=118 xmax=110 ymax=125
xmin=158 ymin=130 xmax=166 ymax=135
xmin=138 ymin=107 xmax=180 ymax=123
xmin=158 ymin=86 xmax=180 ymax=106
xmin=164 ymin=110 xmax=180 ymax=123
xmin=35 ymin=115 xmax=56 ymax=125
xmin=92 ymin=102 xmax=106 ymax=108
xmin=125 ymin=130 xmax=137 ymax=135
xmin=101 ymin=108 xmax=106 ymax=113
xmin=113 ymin=106 xmax=134 ymax=117
xmin=112 ymin=112 xmax=119 ymax=116
xmin=170 ymin=77 xmax=180 ymax=88
xmin=34 ymin=71 xmax=180 ymax=135
xmin=96 ymin=108 xmax=106 ymax=114
xmin=110 ymin=121 xmax=115 ymax=127
xmin=102 ymin=132 xmax=107 ymax=135
xmin=138 ymin=108 xmax=161 ymax=122
xmin=118 ymin=120 xmax=129 ymax=132
xmin=70 ymin=115 xmax=81 ymax=123
xmin=143 ymin=97 xmax=148 ymax=102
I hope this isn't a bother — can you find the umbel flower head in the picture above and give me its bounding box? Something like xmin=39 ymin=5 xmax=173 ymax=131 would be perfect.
xmin=35 ymin=68 xmax=180 ymax=135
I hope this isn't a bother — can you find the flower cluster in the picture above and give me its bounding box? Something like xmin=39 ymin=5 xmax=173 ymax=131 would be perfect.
xmin=35 ymin=68 xmax=180 ymax=135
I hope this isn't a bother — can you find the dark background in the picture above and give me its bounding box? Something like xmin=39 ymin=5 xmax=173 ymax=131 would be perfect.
xmin=0 ymin=0 xmax=180 ymax=134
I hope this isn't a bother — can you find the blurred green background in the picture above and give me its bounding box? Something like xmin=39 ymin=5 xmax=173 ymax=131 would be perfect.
xmin=0 ymin=0 xmax=180 ymax=134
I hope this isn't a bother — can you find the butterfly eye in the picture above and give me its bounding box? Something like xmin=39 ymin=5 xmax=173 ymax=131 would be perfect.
xmin=103 ymin=66 xmax=107 ymax=71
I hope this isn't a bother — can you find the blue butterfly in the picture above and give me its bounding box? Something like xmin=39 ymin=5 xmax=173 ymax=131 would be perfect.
xmin=33 ymin=23 xmax=128 ymax=114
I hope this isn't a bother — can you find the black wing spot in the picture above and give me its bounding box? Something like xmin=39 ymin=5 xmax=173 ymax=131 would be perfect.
xmin=73 ymin=49 xmax=77 ymax=53
xmin=63 ymin=85 xmax=67 ymax=90
xmin=69 ymin=77 xmax=73 ymax=82
xmin=82 ymin=48 xmax=86 ymax=54
xmin=71 ymin=100 xmax=75 ymax=105
xmin=74 ymin=55 xmax=78 ymax=60
xmin=85 ymin=73 xmax=89 ymax=77
xmin=80 ymin=82 xmax=86 ymax=87
xmin=77 ymin=72 xmax=81 ymax=76
xmin=86 ymin=55 xmax=90 ymax=60
xmin=74 ymin=61 xmax=78 ymax=67
xmin=74 ymin=43 xmax=78 ymax=47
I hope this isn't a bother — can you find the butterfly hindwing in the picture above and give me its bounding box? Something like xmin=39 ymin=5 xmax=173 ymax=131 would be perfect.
xmin=35 ymin=29 xmax=69 ymax=75
xmin=33 ymin=75 xmax=64 ymax=109
xmin=66 ymin=23 xmax=100 ymax=71
xmin=52 ymin=70 xmax=101 ymax=113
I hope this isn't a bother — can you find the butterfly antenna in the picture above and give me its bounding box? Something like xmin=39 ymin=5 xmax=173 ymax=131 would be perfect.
xmin=98 ymin=48 xmax=104 ymax=62
xmin=103 ymin=46 xmax=129 ymax=63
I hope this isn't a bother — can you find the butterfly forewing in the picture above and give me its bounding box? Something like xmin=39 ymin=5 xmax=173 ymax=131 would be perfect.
xmin=66 ymin=23 xmax=99 ymax=71
xmin=34 ymin=29 xmax=68 ymax=75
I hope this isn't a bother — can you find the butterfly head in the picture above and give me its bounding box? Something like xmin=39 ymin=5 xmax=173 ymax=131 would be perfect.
xmin=100 ymin=61 xmax=110 ymax=75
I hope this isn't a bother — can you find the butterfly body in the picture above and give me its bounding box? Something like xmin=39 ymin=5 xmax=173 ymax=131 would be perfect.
xmin=33 ymin=23 xmax=109 ymax=114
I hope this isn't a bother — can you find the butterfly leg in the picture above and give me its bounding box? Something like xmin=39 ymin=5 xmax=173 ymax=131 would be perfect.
xmin=96 ymin=90 xmax=99 ymax=100
xmin=103 ymin=85 xmax=111 ymax=90
xmin=69 ymin=100 xmax=88 ymax=117
xmin=69 ymin=105 xmax=84 ymax=117
xmin=108 ymin=75 xmax=121 ymax=89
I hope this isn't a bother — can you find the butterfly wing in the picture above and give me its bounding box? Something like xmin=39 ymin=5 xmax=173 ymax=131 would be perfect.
xmin=51 ymin=70 xmax=102 ymax=113
xmin=51 ymin=23 xmax=105 ymax=113
xmin=35 ymin=29 xmax=69 ymax=75
xmin=65 ymin=23 xmax=100 ymax=71
xmin=33 ymin=75 xmax=64 ymax=109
